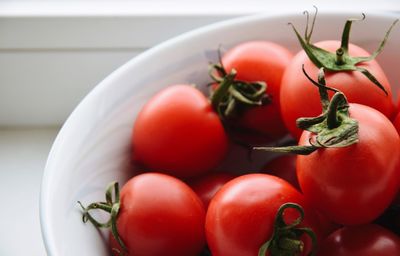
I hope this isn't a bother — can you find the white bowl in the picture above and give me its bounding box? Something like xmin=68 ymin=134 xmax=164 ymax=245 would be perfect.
xmin=40 ymin=11 xmax=400 ymax=256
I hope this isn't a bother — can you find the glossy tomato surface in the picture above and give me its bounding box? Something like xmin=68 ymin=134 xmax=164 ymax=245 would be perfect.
xmin=132 ymin=85 xmax=228 ymax=178
xmin=220 ymin=41 xmax=293 ymax=140
xmin=206 ymin=173 xmax=319 ymax=256
xmin=113 ymin=173 xmax=206 ymax=256
xmin=317 ymin=224 xmax=400 ymax=256
xmin=297 ymin=103 xmax=400 ymax=225
xmin=281 ymin=40 xmax=395 ymax=139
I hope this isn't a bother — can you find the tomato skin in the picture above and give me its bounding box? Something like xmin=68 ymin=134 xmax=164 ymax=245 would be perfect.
xmin=297 ymin=103 xmax=400 ymax=225
xmin=262 ymin=154 xmax=299 ymax=189
xmin=317 ymin=224 xmax=400 ymax=256
xmin=220 ymin=41 xmax=293 ymax=140
xmin=393 ymin=111 xmax=400 ymax=134
xmin=132 ymin=85 xmax=228 ymax=178
xmin=113 ymin=173 xmax=206 ymax=256
xmin=205 ymin=173 xmax=319 ymax=256
xmin=281 ymin=40 xmax=395 ymax=139
xmin=189 ymin=172 xmax=236 ymax=209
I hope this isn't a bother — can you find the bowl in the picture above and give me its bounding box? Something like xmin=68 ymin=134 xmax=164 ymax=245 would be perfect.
xmin=40 ymin=10 xmax=400 ymax=255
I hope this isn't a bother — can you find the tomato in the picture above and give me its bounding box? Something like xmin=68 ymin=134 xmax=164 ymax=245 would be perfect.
xmin=109 ymin=173 xmax=206 ymax=256
xmin=262 ymin=156 xmax=340 ymax=238
xmin=213 ymin=41 xmax=293 ymax=142
xmin=281 ymin=41 xmax=395 ymax=139
xmin=393 ymin=111 xmax=400 ymax=134
xmin=132 ymin=85 xmax=228 ymax=178
xmin=262 ymin=154 xmax=299 ymax=189
xmin=205 ymin=173 xmax=320 ymax=256
xmin=189 ymin=172 xmax=236 ymax=209
xmin=317 ymin=224 xmax=400 ymax=256
xmin=297 ymin=103 xmax=400 ymax=225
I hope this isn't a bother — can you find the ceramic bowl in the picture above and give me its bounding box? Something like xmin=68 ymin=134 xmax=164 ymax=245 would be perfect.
xmin=40 ymin=10 xmax=400 ymax=255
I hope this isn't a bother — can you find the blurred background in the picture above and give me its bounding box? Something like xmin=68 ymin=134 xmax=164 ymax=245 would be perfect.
xmin=0 ymin=0 xmax=399 ymax=255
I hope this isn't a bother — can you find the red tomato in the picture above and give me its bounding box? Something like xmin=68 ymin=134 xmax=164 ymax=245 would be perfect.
xmin=217 ymin=41 xmax=293 ymax=141
xmin=189 ymin=172 xmax=236 ymax=209
xmin=297 ymin=103 xmax=400 ymax=225
xmin=205 ymin=174 xmax=320 ymax=256
xmin=281 ymin=41 xmax=395 ymax=139
xmin=262 ymin=154 xmax=299 ymax=189
xmin=263 ymin=156 xmax=340 ymax=238
xmin=111 ymin=173 xmax=206 ymax=256
xmin=393 ymin=111 xmax=400 ymax=134
xmin=317 ymin=224 xmax=400 ymax=256
xmin=132 ymin=85 xmax=228 ymax=178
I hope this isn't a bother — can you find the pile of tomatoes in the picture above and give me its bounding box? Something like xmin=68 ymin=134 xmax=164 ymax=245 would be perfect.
xmin=80 ymin=11 xmax=400 ymax=256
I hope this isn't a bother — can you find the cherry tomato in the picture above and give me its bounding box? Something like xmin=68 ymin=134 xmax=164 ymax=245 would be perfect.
xmin=216 ymin=41 xmax=293 ymax=141
xmin=317 ymin=224 xmax=400 ymax=256
xmin=111 ymin=173 xmax=206 ymax=256
xmin=132 ymin=85 xmax=228 ymax=178
xmin=297 ymin=103 xmax=400 ymax=225
xmin=393 ymin=111 xmax=400 ymax=134
xmin=281 ymin=41 xmax=395 ymax=139
xmin=205 ymin=174 xmax=320 ymax=256
xmin=262 ymin=154 xmax=299 ymax=189
xmin=262 ymin=156 xmax=339 ymax=238
xmin=189 ymin=172 xmax=236 ymax=209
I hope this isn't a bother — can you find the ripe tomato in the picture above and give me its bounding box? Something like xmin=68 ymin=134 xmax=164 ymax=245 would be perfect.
xmin=262 ymin=154 xmax=299 ymax=189
xmin=111 ymin=173 xmax=206 ymax=256
xmin=262 ymin=156 xmax=339 ymax=237
xmin=214 ymin=41 xmax=293 ymax=141
xmin=205 ymin=174 xmax=320 ymax=256
xmin=317 ymin=224 xmax=400 ymax=256
xmin=132 ymin=85 xmax=228 ymax=178
xmin=297 ymin=103 xmax=400 ymax=225
xmin=281 ymin=41 xmax=395 ymax=139
xmin=189 ymin=172 xmax=236 ymax=209
xmin=393 ymin=111 xmax=400 ymax=134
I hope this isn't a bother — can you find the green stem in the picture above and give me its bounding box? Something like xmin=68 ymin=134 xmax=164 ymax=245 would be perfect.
xmin=254 ymin=67 xmax=358 ymax=155
xmin=258 ymin=203 xmax=317 ymax=256
xmin=79 ymin=181 xmax=128 ymax=254
xmin=290 ymin=9 xmax=396 ymax=94
xmin=254 ymin=145 xmax=318 ymax=155
xmin=326 ymin=93 xmax=343 ymax=129
xmin=335 ymin=47 xmax=345 ymax=65
xmin=278 ymin=237 xmax=304 ymax=253
xmin=210 ymin=69 xmax=237 ymax=111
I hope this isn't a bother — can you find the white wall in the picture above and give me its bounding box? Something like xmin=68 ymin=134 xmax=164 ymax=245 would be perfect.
xmin=1 ymin=1 xmax=398 ymax=126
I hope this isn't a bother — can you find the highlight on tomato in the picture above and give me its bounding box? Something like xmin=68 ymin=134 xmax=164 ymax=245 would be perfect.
xmin=79 ymin=173 xmax=206 ymax=256
xmin=132 ymin=85 xmax=228 ymax=178
xmin=209 ymin=41 xmax=293 ymax=143
xmin=257 ymin=68 xmax=400 ymax=226
xmin=280 ymin=8 xmax=398 ymax=139
xmin=205 ymin=173 xmax=319 ymax=256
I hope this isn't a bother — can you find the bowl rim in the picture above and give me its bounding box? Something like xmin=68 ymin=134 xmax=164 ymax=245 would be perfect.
xmin=39 ymin=9 xmax=398 ymax=255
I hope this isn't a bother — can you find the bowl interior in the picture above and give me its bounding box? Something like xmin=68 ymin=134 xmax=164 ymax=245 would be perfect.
xmin=40 ymin=11 xmax=400 ymax=256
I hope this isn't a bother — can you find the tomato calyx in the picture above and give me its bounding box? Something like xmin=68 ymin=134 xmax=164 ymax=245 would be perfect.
xmin=256 ymin=67 xmax=359 ymax=155
xmin=78 ymin=182 xmax=127 ymax=255
xmin=258 ymin=203 xmax=317 ymax=256
xmin=289 ymin=6 xmax=398 ymax=95
xmin=209 ymin=60 xmax=271 ymax=119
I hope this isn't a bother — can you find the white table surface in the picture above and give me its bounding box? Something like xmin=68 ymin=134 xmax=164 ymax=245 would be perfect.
xmin=0 ymin=127 xmax=59 ymax=255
